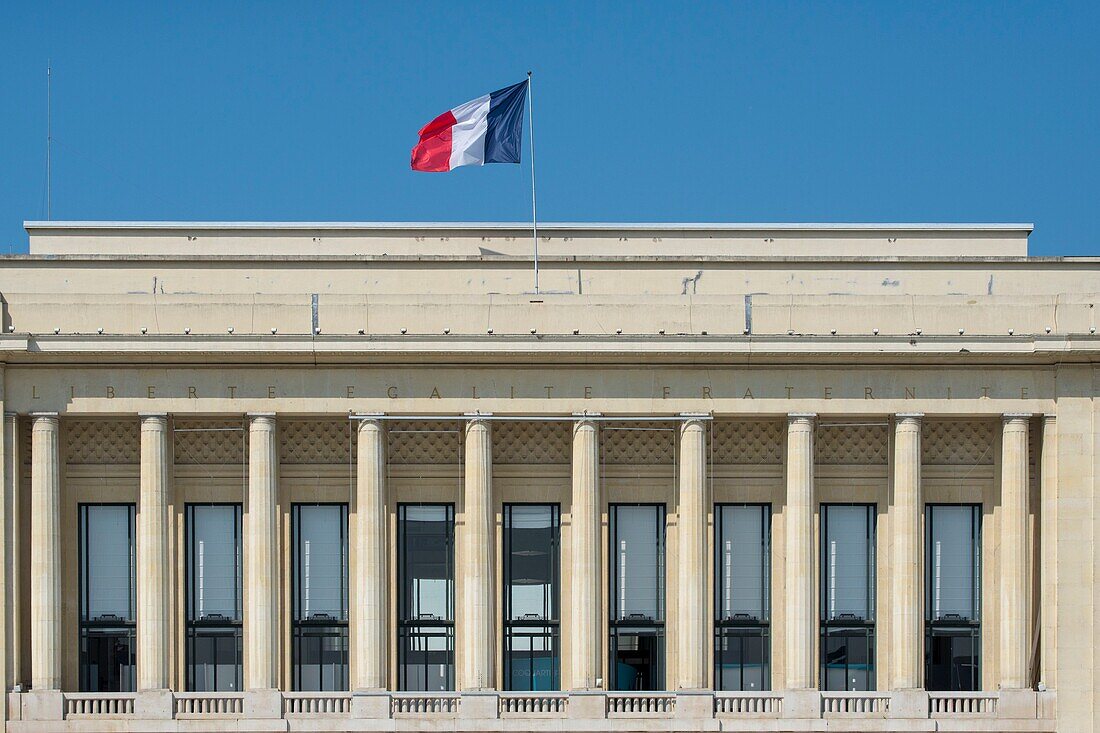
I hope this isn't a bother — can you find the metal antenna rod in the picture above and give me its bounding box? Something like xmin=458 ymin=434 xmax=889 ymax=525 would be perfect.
xmin=527 ymin=70 xmax=538 ymax=294
xmin=47 ymin=62 xmax=52 ymax=220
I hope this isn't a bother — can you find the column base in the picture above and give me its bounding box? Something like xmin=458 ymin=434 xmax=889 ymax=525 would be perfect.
xmin=135 ymin=689 xmax=174 ymax=719
xmin=244 ymin=688 xmax=283 ymax=719
xmin=351 ymin=690 xmax=392 ymax=719
xmin=459 ymin=691 xmax=499 ymax=719
xmin=567 ymin=691 xmax=606 ymax=719
xmin=781 ymin=689 xmax=820 ymax=718
xmin=22 ymin=690 xmax=63 ymax=721
xmin=998 ymin=689 xmax=1039 ymax=718
xmin=887 ymin=689 xmax=928 ymax=719
xmin=674 ymin=691 xmax=713 ymax=718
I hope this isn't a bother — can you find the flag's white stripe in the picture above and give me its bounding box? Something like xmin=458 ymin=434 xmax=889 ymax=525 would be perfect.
xmin=449 ymin=94 xmax=490 ymax=169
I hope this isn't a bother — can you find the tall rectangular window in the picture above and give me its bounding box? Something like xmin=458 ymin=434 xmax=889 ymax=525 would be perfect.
xmin=79 ymin=504 xmax=136 ymax=692
xmin=925 ymin=504 xmax=981 ymax=691
xmin=820 ymin=504 xmax=876 ymax=691
xmin=398 ymin=504 xmax=455 ymax=691
xmin=186 ymin=504 xmax=242 ymax=691
xmin=609 ymin=504 xmax=665 ymax=691
xmin=292 ymin=503 xmax=349 ymax=691
xmin=715 ymin=504 xmax=771 ymax=690
xmin=503 ymin=504 xmax=560 ymax=691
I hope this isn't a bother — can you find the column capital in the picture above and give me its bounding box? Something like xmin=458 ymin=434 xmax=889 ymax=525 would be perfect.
xmin=5 ymin=410 xmax=19 ymax=419
xmin=356 ymin=414 xmax=386 ymax=432
xmin=1041 ymin=413 xmax=1056 ymax=424
xmin=895 ymin=412 xmax=925 ymax=419
xmin=571 ymin=411 xmax=602 ymax=418
xmin=1003 ymin=412 xmax=1033 ymax=421
xmin=29 ymin=411 xmax=58 ymax=419
xmin=463 ymin=411 xmax=494 ymax=418
xmin=139 ymin=412 xmax=169 ymax=424
xmin=247 ymin=412 xmax=277 ymax=430
xmin=787 ymin=412 xmax=817 ymax=419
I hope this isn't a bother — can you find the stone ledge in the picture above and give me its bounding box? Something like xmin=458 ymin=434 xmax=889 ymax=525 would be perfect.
xmin=3 ymin=690 xmax=1057 ymax=732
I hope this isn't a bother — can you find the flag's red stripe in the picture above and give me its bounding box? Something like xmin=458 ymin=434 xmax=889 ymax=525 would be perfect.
xmin=411 ymin=110 xmax=456 ymax=172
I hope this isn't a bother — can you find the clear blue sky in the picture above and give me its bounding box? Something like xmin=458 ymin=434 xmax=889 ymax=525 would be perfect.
xmin=1 ymin=1 xmax=1098 ymax=255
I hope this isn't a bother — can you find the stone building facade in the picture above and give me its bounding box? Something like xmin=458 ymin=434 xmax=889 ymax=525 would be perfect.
xmin=0 ymin=221 xmax=1096 ymax=732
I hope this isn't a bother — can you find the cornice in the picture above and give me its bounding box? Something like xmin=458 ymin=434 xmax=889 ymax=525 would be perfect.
xmin=0 ymin=333 xmax=1097 ymax=367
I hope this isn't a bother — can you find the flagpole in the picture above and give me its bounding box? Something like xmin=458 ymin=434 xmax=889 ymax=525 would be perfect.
xmin=527 ymin=70 xmax=539 ymax=294
xmin=47 ymin=62 xmax=52 ymax=220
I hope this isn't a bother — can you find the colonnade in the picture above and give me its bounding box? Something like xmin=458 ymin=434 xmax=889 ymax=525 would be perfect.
xmin=19 ymin=410 xmax=1043 ymax=694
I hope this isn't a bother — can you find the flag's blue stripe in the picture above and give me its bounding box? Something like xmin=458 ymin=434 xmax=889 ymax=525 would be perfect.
xmin=485 ymin=80 xmax=528 ymax=164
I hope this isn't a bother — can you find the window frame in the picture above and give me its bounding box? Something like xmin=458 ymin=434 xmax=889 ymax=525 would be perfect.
xmin=290 ymin=502 xmax=350 ymax=692
xmin=818 ymin=502 xmax=877 ymax=691
xmin=924 ymin=503 xmax=982 ymax=692
xmin=185 ymin=502 xmax=243 ymax=692
xmin=713 ymin=502 xmax=772 ymax=691
xmin=502 ymin=502 xmax=561 ymax=692
xmin=78 ymin=502 xmax=137 ymax=693
xmin=608 ymin=502 xmax=667 ymax=691
xmin=397 ymin=502 xmax=456 ymax=692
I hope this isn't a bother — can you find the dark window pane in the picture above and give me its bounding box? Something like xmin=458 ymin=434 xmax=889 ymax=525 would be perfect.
xmin=820 ymin=505 xmax=876 ymax=692
xmin=714 ymin=504 xmax=771 ymax=691
xmin=504 ymin=504 xmax=560 ymax=691
xmin=821 ymin=505 xmax=875 ymax=622
xmin=611 ymin=506 xmax=665 ymax=621
xmin=292 ymin=505 xmax=349 ymax=691
xmin=611 ymin=628 xmax=664 ymax=691
xmin=79 ymin=505 xmax=136 ymax=692
xmin=398 ymin=626 xmax=455 ymax=692
xmin=186 ymin=505 xmax=243 ymax=692
xmin=400 ymin=505 xmax=454 ymax=623
xmin=81 ymin=505 xmax=135 ymax=623
xmin=505 ymin=626 xmax=559 ymax=691
xmin=398 ymin=505 xmax=455 ymax=691
xmin=925 ymin=506 xmax=982 ymax=692
xmin=80 ymin=628 xmax=135 ymax=692
xmin=190 ymin=505 xmax=241 ymax=622
xmin=715 ymin=626 xmax=769 ymax=691
xmin=716 ymin=505 xmax=770 ymax=621
xmin=821 ymin=627 xmax=875 ymax=691
xmin=294 ymin=505 xmax=349 ymax=622
xmin=505 ymin=505 xmax=558 ymax=622
xmin=927 ymin=505 xmax=981 ymax=622
xmin=609 ymin=505 xmax=666 ymax=691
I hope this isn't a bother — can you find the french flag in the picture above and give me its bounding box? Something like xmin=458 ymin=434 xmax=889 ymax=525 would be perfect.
xmin=411 ymin=79 xmax=528 ymax=172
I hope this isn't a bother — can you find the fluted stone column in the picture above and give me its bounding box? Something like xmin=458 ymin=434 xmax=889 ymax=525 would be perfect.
xmin=4 ymin=413 xmax=21 ymax=693
xmin=353 ymin=418 xmax=388 ymax=691
xmin=569 ymin=415 xmax=601 ymax=691
xmin=1039 ymin=415 xmax=1057 ymax=690
xmin=891 ymin=413 xmax=923 ymax=690
xmin=460 ymin=416 xmax=494 ymax=690
xmin=1000 ymin=413 xmax=1031 ymax=690
xmin=784 ymin=413 xmax=816 ymax=690
xmin=245 ymin=413 xmax=279 ymax=691
xmin=137 ymin=414 xmax=170 ymax=691
xmin=30 ymin=414 xmax=60 ymax=691
xmin=677 ymin=417 xmax=708 ymax=690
